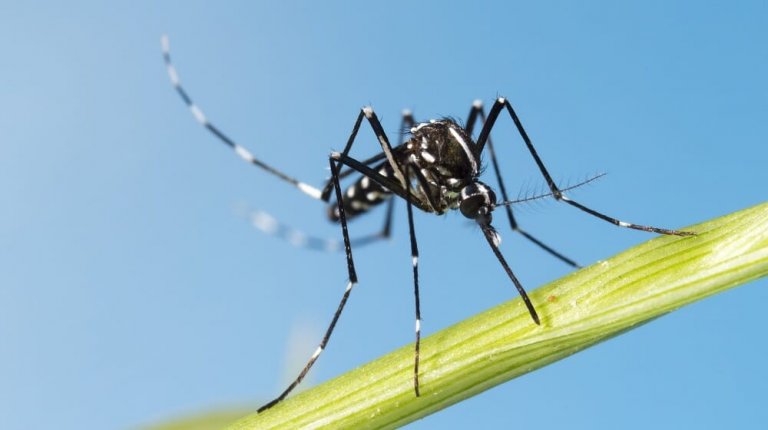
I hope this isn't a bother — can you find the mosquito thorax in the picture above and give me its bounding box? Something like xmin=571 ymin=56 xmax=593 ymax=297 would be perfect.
xmin=458 ymin=181 xmax=497 ymax=221
xmin=408 ymin=119 xmax=480 ymax=181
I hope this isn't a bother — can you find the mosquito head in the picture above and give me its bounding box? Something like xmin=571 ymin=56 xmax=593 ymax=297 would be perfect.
xmin=459 ymin=181 xmax=497 ymax=224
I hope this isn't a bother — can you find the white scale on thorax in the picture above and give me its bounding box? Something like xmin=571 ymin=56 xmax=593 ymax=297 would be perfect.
xmin=447 ymin=124 xmax=478 ymax=175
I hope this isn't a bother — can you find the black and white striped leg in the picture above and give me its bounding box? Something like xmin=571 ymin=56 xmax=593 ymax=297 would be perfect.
xmin=257 ymin=158 xmax=359 ymax=413
xmin=481 ymin=224 xmax=540 ymax=325
xmin=247 ymin=110 xmax=417 ymax=252
xmin=404 ymin=164 xmax=422 ymax=396
xmin=248 ymin=108 xmax=416 ymax=253
xmin=332 ymin=109 xmax=416 ymax=186
xmin=320 ymin=106 xmax=410 ymax=201
xmin=248 ymin=209 xmax=345 ymax=252
xmin=475 ymin=97 xmax=694 ymax=237
xmin=330 ymin=151 xmax=433 ymax=212
xmin=331 ymin=153 xmax=427 ymax=395
xmin=329 ymin=109 xmax=416 ymax=239
xmin=466 ymin=101 xmax=581 ymax=267
xmin=330 ymin=151 xmax=430 ymax=394
xmin=161 ymin=35 xmax=322 ymax=200
xmin=248 ymin=206 xmax=394 ymax=252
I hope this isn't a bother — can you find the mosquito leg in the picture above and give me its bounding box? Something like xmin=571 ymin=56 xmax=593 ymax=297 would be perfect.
xmin=330 ymin=152 xmax=432 ymax=212
xmin=480 ymin=224 xmax=540 ymax=325
xmin=475 ymin=97 xmax=694 ymax=237
xmin=342 ymin=109 xmax=417 ymax=242
xmin=403 ymin=164 xmax=423 ymax=396
xmin=334 ymin=108 xmax=415 ymax=183
xmin=466 ymin=100 xmax=581 ymax=267
xmin=249 ymin=108 xmax=419 ymax=253
xmin=320 ymin=106 xmax=411 ymax=201
xmin=257 ymin=158 xmax=359 ymax=413
xmin=161 ymin=35 xmax=322 ymax=200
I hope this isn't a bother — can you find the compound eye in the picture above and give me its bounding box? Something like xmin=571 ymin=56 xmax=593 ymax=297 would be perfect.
xmin=459 ymin=194 xmax=484 ymax=218
xmin=459 ymin=183 xmax=496 ymax=219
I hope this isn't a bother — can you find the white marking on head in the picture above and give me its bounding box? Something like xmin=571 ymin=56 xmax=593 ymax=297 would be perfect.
xmin=412 ymin=255 xmax=419 ymax=267
xmin=362 ymin=106 xmax=374 ymax=118
xmin=402 ymin=109 xmax=412 ymax=116
xmin=297 ymin=182 xmax=323 ymax=200
xmin=420 ymin=151 xmax=436 ymax=163
xmin=234 ymin=145 xmax=255 ymax=163
xmin=448 ymin=126 xmax=478 ymax=174
xmin=345 ymin=281 xmax=354 ymax=292
xmin=330 ymin=151 xmax=342 ymax=160
xmin=497 ymin=97 xmax=506 ymax=104
xmin=250 ymin=211 xmax=278 ymax=234
xmin=190 ymin=104 xmax=207 ymax=125
xmin=473 ymin=99 xmax=483 ymax=108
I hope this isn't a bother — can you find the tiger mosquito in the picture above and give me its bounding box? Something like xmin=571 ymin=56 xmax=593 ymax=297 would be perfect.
xmin=161 ymin=35 xmax=693 ymax=412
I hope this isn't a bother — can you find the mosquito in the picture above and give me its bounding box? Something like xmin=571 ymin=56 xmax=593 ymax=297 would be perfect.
xmin=161 ymin=35 xmax=693 ymax=412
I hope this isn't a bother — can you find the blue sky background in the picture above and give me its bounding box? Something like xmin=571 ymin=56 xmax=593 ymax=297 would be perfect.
xmin=1 ymin=1 xmax=766 ymax=429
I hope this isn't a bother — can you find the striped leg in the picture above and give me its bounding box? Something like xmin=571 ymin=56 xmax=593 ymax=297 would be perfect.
xmin=248 ymin=109 xmax=416 ymax=252
xmin=247 ymin=196 xmax=395 ymax=252
xmin=330 ymin=155 xmax=429 ymax=396
xmin=404 ymin=164 xmax=422 ymax=396
xmin=331 ymin=110 xmax=415 ymax=188
xmin=330 ymin=151 xmax=433 ymax=212
xmin=320 ymin=106 xmax=411 ymax=201
xmin=475 ymin=97 xmax=694 ymax=237
xmin=466 ymin=100 xmax=582 ymax=267
xmin=257 ymin=158 xmax=359 ymax=413
xmin=161 ymin=35 xmax=322 ymax=200
xmin=322 ymin=109 xmax=416 ymax=239
xmin=480 ymin=223 xmax=540 ymax=325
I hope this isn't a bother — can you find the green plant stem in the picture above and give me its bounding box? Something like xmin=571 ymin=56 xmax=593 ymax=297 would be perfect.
xmin=229 ymin=202 xmax=768 ymax=430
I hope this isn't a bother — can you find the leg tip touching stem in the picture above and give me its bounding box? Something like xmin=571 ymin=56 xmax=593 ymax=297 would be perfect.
xmin=671 ymin=230 xmax=697 ymax=237
xmin=529 ymin=307 xmax=541 ymax=326
xmin=257 ymin=399 xmax=279 ymax=414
